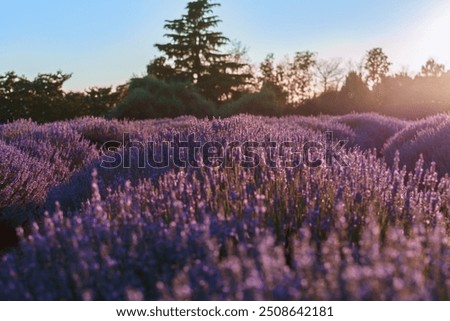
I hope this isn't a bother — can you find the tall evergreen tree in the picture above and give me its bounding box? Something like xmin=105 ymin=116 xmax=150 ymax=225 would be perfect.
xmin=148 ymin=0 xmax=251 ymax=102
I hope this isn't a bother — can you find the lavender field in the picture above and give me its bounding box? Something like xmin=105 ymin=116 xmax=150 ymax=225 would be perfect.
xmin=0 ymin=113 xmax=449 ymax=300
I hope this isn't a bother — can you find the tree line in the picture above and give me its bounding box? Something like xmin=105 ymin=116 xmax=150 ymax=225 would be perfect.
xmin=0 ymin=71 xmax=128 ymax=123
xmin=1 ymin=0 xmax=449 ymax=123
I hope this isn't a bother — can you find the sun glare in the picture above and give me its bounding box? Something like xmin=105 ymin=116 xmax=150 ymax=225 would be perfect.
xmin=415 ymin=3 xmax=450 ymax=66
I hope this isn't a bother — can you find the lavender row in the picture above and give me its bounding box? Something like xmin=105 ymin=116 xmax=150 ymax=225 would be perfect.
xmin=0 ymin=113 xmax=448 ymax=300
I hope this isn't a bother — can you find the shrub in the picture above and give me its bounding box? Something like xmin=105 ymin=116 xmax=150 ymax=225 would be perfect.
xmin=219 ymin=86 xmax=284 ymax=117
xmin=0 ymin=141 xmax=57 ymax=225
xmin=285 ymin=115 xmax=356 ymax=142
xmin=110 ymin=77 xmax=214 ymax=120
xmin=335 ymin=113 xmax=408 ymax=151
xmin=0 ymin=120 xmax=98 ymax=225
xmin=66 ymin=117 xmax=128 ymax=146
xmin=1 ymin=121 xmax=98 ymax=181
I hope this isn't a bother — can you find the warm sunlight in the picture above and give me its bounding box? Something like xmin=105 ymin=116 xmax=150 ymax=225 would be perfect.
xmin=0 ymin=1 xmax=449 ymax=316
xmin=415 ymin=2 xmax=450 ymax=66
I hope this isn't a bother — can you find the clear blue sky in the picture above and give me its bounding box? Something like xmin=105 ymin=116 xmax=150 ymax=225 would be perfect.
xmin=1 ymin=0 xmax=450 ymax=91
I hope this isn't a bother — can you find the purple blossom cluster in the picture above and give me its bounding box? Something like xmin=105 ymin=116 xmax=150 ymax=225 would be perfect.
xmin=0 ymin=113 xmax=449 ymax=300
xmin=0 ymin=120 xmax=98 ymax=225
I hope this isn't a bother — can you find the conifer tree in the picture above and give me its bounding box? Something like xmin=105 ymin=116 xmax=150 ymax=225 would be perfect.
xmin=148 ymin=0 xmax=251 ymax=102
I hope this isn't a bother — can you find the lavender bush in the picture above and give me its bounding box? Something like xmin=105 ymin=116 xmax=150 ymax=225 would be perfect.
xmin=1 ymin=121 xmax=97 ymax=178
xmin=0 ymin=114 xmax=449 ymax=300
xmin=335 ymin=112 xmax=407 ymax=151
xmin=0 ymin=141 xmax=60 ymax=224
xmin=383 ymin=113 xmax=450 ymax=176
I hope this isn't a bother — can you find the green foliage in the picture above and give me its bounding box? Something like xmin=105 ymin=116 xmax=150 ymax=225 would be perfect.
xmin=299 ymin=72 xmax=373 ymax=115
xmin=149 ymin=0 xmax=252 ymax=102
xmin=340 ymin=71 xmax=373 ymax=110
xmin=258 ymin=52 xmax=316 ymax=107
xmin=2 ymin=43 xmax=449 ymax=122
xmin=287 ymin=51 xmax=316 ymax=105
xmin=258 ymin=54 xmax=288 ymax=106
xmin=299 ymin=90 xmax=347 ymax=116
xmin=0 ymin=71 xmax=124 ymax=123
xmin=147 ymin=56 xmax=177 ymax=81
xmin=0 ymin=71 xmax=70 ymax=123
xmin=371 ymin=68 xmax=450 ymax=119
xmin=109 ymin=76 xmax=215 ymax=119
xmin=219 ymin=84 xmax=284 ymax=117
